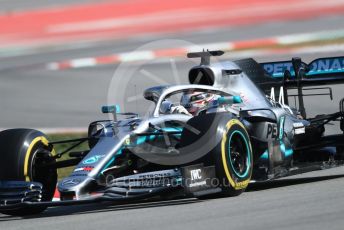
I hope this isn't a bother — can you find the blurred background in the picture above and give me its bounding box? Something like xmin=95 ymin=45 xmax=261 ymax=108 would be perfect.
xmin=0 ymin=0 xmax=343 ymax=133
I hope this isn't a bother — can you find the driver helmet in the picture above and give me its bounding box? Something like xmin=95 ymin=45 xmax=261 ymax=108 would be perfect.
xmin=180 ymin=91 xmax=215 ymax=115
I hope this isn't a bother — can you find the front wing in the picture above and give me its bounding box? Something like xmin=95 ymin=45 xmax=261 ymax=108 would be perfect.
xmin=0 ymin=164 xmax=220 ymax=212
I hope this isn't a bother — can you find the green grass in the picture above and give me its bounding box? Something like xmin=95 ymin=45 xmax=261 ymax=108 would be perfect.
xmin=47 ymin=133 xmax=89 ymax=179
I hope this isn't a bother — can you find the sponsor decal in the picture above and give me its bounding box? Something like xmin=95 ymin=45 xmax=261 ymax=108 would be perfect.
xmin=138 ymin=178 xmax=172 ymax=187
xmin=309 ymin=57 xmax=344 ymax=74
xmin=189 ymin=169 xmax=207 ymax=187
xmin=266 ymin=123 xmax=278 ymax=139
xmin=293 ymin=122 xmax=305 ymax=135
xmin=83 ymin=154 xmax=105 ymax=164
xmin=138 ymin=172 xmax=171 ymax=179
xmin=262 ymin=57 xmax=344 ymax=78
xmin=74 ymin=166 xmax=94 ymax=172
xmin=294 ymin=128 xmax=305 ymax=135
xmin=70 ymin=173 xmax=88 ymax=177
xmin=182 ymin=165 xmax=215 ymax=192
xmin=263 ymin=62 xmax=294 ymax=77
xmin=74 ymin=168 xmax=83 ymax=172
xmin=61 ymin=178 xmax=82 ymax=186
xmin=293 ymin=122 xmax=304 ymax=128
xmin=190 ymin=169 xmax=202 ymax=180
xmin=189 ymin=181 xmax=207 ymax=188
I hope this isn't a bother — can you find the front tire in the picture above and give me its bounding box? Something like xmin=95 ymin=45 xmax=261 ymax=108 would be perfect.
xmin=0 ymin=129 xmax=57 ymax=216
xmin=180 ymin=113 xmax=253 ymax=197
xmin=214 ymin=118 xmax=253 ymax=196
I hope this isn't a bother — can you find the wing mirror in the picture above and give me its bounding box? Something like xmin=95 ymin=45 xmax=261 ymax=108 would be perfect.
xmin=102 ymin=105 xmax=120 ymax=121
xmin=160 ymin=101 xmax=173 ymax=114
xmin=217 ymin=96 xmax=242 ymax=105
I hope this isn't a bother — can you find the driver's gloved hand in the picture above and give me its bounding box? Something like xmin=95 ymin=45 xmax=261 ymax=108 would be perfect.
xmin=171 ymin=105 xmax=192 ymax=116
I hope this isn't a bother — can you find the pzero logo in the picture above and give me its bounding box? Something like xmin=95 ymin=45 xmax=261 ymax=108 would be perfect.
xmin=83 ymin=155 xmax=105 ymax=164
xmin=190 ymin=169 xmax=202 ymax=181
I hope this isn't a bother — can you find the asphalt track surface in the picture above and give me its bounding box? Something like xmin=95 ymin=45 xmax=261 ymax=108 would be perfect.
xmin=0 ymin=11 xmax=344 ymax=230
xmin=1 ymin=167 xmax=344 ymax=230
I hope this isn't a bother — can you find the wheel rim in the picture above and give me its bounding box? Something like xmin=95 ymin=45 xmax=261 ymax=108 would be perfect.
xmin=30 ymin=145 xmax=56 ymax=201
xmin=228 ymin=130 xmax=251 ymax=178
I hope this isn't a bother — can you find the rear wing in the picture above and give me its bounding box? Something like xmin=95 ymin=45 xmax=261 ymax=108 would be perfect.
xmin=260 ymin=56 xmax=344 ymax=87
xmin=261 ymin=56 xmax=344 ymax=118
xmin=234 ymin=56 xmax=344 ymax=119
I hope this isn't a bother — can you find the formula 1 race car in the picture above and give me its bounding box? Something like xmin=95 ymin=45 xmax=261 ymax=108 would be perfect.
xmin=1 ymin=51 xmax=344 ymax=216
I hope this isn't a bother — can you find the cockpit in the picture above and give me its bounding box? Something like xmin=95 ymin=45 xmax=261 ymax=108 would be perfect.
xmin=143 ymin=85 xmax=242 ymax=117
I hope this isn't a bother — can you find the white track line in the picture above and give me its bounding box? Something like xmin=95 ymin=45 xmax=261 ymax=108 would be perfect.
xmin=46 ymin=29 xmax=344 ymax=70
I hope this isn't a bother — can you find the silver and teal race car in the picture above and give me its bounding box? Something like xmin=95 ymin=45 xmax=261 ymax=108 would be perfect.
xmin=1 ymin=51 xmax=343 ymax=216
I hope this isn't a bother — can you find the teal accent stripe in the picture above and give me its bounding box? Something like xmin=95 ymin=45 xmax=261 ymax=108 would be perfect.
xmin=308 ymin=69 xmax=344 ymax=75
xmin=233 ymin=96 xmax=242 ymax=104
xmin=260 ymin=150 xmax=268 ymax=160
xmin=259 ymin=145 xmax=293 ymax=160
xmin=284 ymin=149 xmax=294 ymax=157
xmin=280 ymin=142 xmax=294 ymax=157
xmin=271 ymin=69 xmax=344 ymax=78
xmin=279 ymin=116 xmax=285 ymax=140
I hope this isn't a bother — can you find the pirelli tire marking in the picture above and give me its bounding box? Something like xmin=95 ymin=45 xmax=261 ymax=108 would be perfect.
xmin=221 ymin=119 xmax=252 ymax=190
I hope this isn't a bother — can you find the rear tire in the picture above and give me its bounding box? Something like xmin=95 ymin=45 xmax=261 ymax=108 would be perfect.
xmin=0 ymin=129 xmax=57 ymax=216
